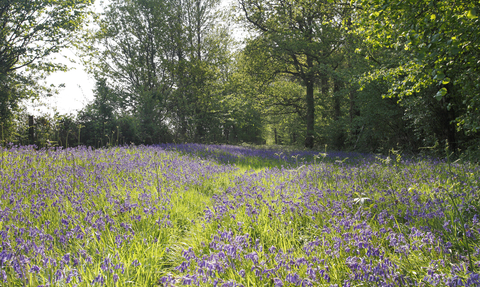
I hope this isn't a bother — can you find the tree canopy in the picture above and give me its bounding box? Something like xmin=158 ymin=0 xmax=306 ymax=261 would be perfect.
xmin=356 ymin=0 xmax=480 ymax=148
xmin=0 ymin=0 xmax=94 ymax=138
xmin=238 ymin=0 xmax=350 ymax=148
xmin=0 ymin=0 xmax=93 ymax=74
xmin=2 ymin=0 xmax=480 ymax=159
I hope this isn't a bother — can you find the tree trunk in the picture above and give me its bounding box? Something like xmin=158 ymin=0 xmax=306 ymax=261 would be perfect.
xmin=444 ymin=83 xmax=457 ymax=152
xmin=274 ymin=128 xmax=278 ymax=145
xmin=304 ymin=56 xmax=315 ymax=149
xmin=349 ymin=89 xmax=359 ymax=123
xmin=28 ymin=115 xmax=35 ymax=145
xmin=333 ymin=79 xmax=341 ymax=122
xmin=196 ymin=116 xmax=205 ymax=143
xmin=333 ymin=78 xmax=344 ymax=148
xmin=346 ymin=11 xmax=361 ymax=140
xmin=305 ymin=80 xmax=315 ymax=148
xmin=224 ymin=125 xmax=229 ymax=143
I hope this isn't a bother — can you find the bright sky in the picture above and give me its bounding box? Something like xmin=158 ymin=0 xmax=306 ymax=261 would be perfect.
xmin=26 ymin=0 xmax=104 ymax=116
xmin=35 ymin=51 xmax=95 ymax=115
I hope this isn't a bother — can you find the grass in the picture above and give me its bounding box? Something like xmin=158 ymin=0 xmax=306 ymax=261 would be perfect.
xmin=0 ymin=144 xmax=479 ymax=286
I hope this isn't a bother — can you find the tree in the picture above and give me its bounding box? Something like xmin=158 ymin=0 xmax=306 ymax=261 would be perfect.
xmin=238 ymin=0 xmax=351 ymax=148
xmin=77 ymin=78 xmax=122 ymax=147
xmin=86 ymin=0 xmax=234 ymax=144
xmin=0 ymin=0 xmax=94 ymax=136
xmin=356 ymin=0 xmax=480 ymax=150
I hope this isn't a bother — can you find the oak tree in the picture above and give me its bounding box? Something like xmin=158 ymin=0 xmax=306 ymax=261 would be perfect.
xmin=238 ymin=0 xmax=351 ymax=148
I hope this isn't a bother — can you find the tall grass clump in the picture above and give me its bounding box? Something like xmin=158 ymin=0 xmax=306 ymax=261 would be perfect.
xmin=0 ymin=144 xmax=478 ymax=286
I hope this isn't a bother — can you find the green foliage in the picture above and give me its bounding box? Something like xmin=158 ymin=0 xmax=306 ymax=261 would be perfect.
xmin=11 ymin=111 xmax=79 ymax=148
xmin=356 ymin=0 xmax=480 ymax=138
xmin=0 ymin=0 xmax=93 ymax=75
xmin=4 ymin=0 xmax=480 ymax=158
xmin=238 ymin=0 xmax=352 ymax=148
xmin=0 ymin=0 xmax=94 ymax=139
xmin=0 ymin=75 xmax=19 ymax=140
xmin=216 ymin=53 xmax=269 ymax=145
xmin=80 ymin=0 xmax=243 ymax=145
xmin=347 ymin=80 xmax=417 ymax=152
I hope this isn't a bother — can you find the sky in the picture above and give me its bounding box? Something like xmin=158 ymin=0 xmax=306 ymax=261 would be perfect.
xmin=30 ymin=0 xmax=239 ymax=116
xmin=25 ymin=1 xmax=105 ymax=116
xmin=30 ymin=51 xmax=96 ymax=116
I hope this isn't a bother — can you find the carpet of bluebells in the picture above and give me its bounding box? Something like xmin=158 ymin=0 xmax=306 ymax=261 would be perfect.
xmin=0 ymin=143 xmax=479 ymax=286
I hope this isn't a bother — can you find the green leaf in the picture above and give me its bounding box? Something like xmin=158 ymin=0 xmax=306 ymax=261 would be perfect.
xmin=434 ymin=72 xmax=445 ymax=81
xmin=431 ymin=33 xmax=440 ymax=43
xmin=442 ymin=77 xmax=451 ymax=85
xmin=467 ymin=9 xmax=477 ymax=19
xmin=450 ymin=46 xmax=461 ymax=55
xmin=434 ymin=88 xmax=447 ymax=101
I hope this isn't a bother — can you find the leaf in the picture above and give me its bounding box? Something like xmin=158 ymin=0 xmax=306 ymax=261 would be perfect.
xmin=467 ymin=9 xmax=478 ymax=19
xmin=450 ymin=46 xmax=460 ymax=55
xmin=433 ymin=72 xmax=445 ymax=81
xmin=434 ymin=88 xmax=447 ymax=101
xmin=431 ymin=33 xmax=440 ymax=43
xmin=442 ymin=77 xmax=450 ymax=85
